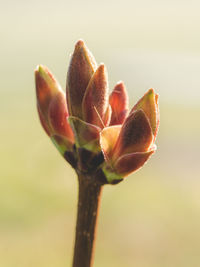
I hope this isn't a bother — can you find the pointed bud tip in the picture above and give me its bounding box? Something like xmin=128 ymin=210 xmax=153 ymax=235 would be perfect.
xmin=114 ymin=81 xmax=126 ymax=92
xmin=147 ymin=88 xmax=155 ymax=95
xmin=147 ymin=89 xmax=160 ymax=104
xmin=35 ymin=65 xmax=39 ymax=73
xmin=93 ymin=63 xmax=107 ymax=79
xmin=35 ymin=64 xmax=44 ymax=72
xmin=98 ymin=63 xmax=105 ymax=71
xmin=35 ymin=65 xmax=41 ymax=76
xmin=35 ymin=65 xmax=49 ymax=78
xmin=35 ymin=65 xmax=58 ymax=87
xmin=116 ymin=81 xmax=124 ymax=86
xmin=75 ymin=39 xmax=86 ymax=50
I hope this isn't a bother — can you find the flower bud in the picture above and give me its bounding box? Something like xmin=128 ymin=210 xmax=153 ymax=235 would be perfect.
xmin=35 ymin=65 xmax=59 ymax=118
xmin=35 ymin=41 xmax=159 ymax=179
xmin=66 ymin=40 xmax=97 ymax=119
xmin=131 ymin=88 xmax=159 ymax=138
xmin=35 ymin=65 xmax=74 ymax=153
xmin=100 ymin=95 xmax=157 ymax=183
xmin=112 ymin=110 xmax=153 ymax=160
xmin=109 ymin=82 xmax=129 ymax=125
xmin=82 ymin=64 xmax=109 ymax=128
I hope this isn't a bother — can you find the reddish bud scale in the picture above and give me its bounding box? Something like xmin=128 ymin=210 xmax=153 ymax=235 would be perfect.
xmin=114 ymin=150 xmax=155 ymax=177
xmin=66 ymin=40 xmax=97 ymax=119
xmin=82 ymin=64 xmax=109 ymax=128
xmin=131 ymin=88 xmax=159 ymax=137
xmin=109 ymin=82 xmax=129 ymax=125
xmin=48 ymin=92 xmax=74 ymax=143
xmin=113 ymin=110 xmax=153 ymax=159
xmin=37 ymin=105 xmax=51 ymax=136
xmin=35 ymin=65 xmax=75 ymax=152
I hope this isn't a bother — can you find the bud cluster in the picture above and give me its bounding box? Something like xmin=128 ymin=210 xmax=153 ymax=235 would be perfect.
xmin=35 ymin=40 xmax=159 ymax=184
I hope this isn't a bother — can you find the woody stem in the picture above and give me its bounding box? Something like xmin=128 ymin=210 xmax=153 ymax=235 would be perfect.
xmin=72 ymin=172 xmax=103 ymax=267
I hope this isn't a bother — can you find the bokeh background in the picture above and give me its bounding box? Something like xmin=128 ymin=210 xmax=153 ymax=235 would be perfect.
xmin=1 ymin=0 xmax=200 ymax=266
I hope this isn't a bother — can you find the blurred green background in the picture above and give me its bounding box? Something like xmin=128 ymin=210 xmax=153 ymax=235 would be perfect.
xmin=1 ymin=0 xmax=200 ymax=266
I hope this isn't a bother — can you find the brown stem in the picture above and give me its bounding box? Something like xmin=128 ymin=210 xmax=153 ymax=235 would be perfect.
xmin=72 ymin=172 xmax=103 ymax=267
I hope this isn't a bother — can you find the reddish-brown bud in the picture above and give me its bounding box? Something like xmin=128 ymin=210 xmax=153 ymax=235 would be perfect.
xmin=131 ymin=88 xmax=159 ymax=138
xmin=66 ymin=40 xmax=97 ymax=119
xmin=35 ymin=65 xmax=74 ymax=153
xmin=82 ymin=64 xmax=109 ymax=128
xmin=109 ymin=82 xmax=129 ymax=125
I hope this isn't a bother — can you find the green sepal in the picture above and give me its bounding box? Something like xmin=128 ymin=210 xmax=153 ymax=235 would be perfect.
xmin=68 ymin=116 xmax=101 ymax=152
xmin=102 ymin=165 xmax=123 ymax=184
xmin=51 ymin=134 xmax=74 ymax=156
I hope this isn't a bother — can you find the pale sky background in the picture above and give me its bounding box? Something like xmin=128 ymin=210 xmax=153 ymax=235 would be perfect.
xmin=1 ymin=0 xmax=200 ymax=105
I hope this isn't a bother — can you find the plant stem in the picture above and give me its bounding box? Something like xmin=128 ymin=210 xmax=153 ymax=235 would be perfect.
xmin=72 ymin=172 xmax=103 ymax=267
